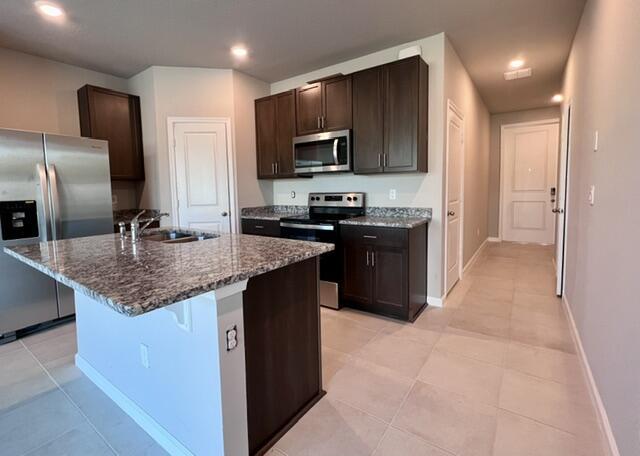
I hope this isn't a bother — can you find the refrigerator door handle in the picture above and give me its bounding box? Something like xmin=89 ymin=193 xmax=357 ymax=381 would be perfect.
xmin=47 ymin=163 xmax=62 ymax=240
xmin=36 ymin=162 xmax=52 ymax=242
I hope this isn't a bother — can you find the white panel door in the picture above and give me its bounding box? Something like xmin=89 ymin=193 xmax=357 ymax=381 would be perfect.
xmin=555 ymin=104 xmax=572 ymax=295
xmin=445 ymin=105 xmax=464 ymax=294
xmin=173 ymin=121 xmax=231 ymax=232
xmin=501 ymin=122 xmax=559 ymax=244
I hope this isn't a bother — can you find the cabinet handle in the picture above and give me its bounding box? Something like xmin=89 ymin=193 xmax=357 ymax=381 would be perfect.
xmin=321 ymin=116 xmax=326 ymax=129
xmin=317 ymin=116 xmax=321 ymax=129
xmin=371 ymin=251 xmax=375 ymax=267
xmin=254 ymin=225 xmax=264 ymax=229
xmin=378 ymin=153 xmax=382 ymax=167
xmin=275 ymin=162 xmax=279 ymax=174
xmin=383 ymin=154 xmax=388 ymax=167
xmin=363 ymin=235 xmax=377 ymax=239
xmin=366 ymin=250 xmax=370 ymax=266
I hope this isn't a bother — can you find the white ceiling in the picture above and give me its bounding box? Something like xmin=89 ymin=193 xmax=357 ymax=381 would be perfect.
xmin=0 ymin=0 xmax=585 ymax=113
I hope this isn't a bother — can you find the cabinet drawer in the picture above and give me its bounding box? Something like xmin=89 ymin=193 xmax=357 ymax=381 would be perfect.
xmin=340 ymin=224 xmax=407 ymax=248
xmin=241 ymin=218 xmax=281 ymax=237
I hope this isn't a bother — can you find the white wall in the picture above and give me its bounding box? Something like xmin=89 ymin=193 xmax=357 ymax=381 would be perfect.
xmin=562 ymin=0 xmax=640 ymax=454
xmin=443 ymin=37 xmax=491 ymax=266
xmin=270 ymin=33 xmax=446 ymax=300
xmin=128 ymin=67 xmax=270 ymax=225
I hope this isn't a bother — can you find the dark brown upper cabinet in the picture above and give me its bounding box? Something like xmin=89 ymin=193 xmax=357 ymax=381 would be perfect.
xmin=255 ymin=90 xmax=296 ymax=179
xmin=352 ymin=56 xmax=428 ymax=174
xmin=77 ymin=85 xmax=145 ymax=181
xmin=295 ymin=75 xmax=352 ymax=135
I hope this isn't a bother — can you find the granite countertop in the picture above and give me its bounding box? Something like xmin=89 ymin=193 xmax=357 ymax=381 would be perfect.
xmin=240 ymin=205 xmax=307 ymax=221
xmin=113 ymin=209 xmax=161 ymax=225
xmin=339 ymin=215 xmax=430 ymax=229
xmin=4 ymin=229 xmax=333 ymax=317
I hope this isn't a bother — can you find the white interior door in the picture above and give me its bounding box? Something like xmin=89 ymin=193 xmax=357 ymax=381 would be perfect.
xmin=555 ymin=104 xmax=572 ymax=295
xmin=501 ymin=121 xmax=559 ymax=244
xmin=172 ymin=120 xmax=231 ymax=232
xmin=445 ymin=104 xmax=464 ymax=294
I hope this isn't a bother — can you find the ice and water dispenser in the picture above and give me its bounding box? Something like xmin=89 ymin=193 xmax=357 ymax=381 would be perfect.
xmin=0 ymin=201 xmax=39 ymax=241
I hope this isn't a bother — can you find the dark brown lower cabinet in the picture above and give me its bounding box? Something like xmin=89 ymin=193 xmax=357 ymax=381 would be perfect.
xmin=341 ymin=224 xmax=427 ymax=321
xmin=241 ymin=218 xmax=281 ymax=237
xmin=243 ymin=257 xmax=324 ymax=455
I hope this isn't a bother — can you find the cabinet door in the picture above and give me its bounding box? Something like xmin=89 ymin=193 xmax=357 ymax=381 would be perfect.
xmin=255 ymin=96 xmax=277 ymax=178
xmin=296 ymin=83 xmax=323 ymax=135
xmin=275 ymin=91 xmax=296 ymax=176
xmin=78 ymin=86 xmax=144 ymax=180
xmin=372 ymin=246 xmax=407 ymax=317
xmin=322 ymin=76 xmax=352 ymax=131
xmin=342 ymin=243 xmax=372 ymax=306
xmin=352 ymin=67 xmax=384 ymax=173
xmin=384 ymin=57 xmax=420 ymax=172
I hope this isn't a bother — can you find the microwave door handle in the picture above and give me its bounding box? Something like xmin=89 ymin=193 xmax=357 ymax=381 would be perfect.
xmin=332 ymin=138 xmax=339 ymax=165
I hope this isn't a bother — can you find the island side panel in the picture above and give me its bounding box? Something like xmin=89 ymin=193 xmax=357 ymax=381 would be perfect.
xmin=74 ymin=287 xmax=249 ymax=456
xmin=243 ymin=257 xmax=323 ymax=455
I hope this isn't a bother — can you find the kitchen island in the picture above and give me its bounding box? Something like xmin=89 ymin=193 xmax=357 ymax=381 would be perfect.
xmin=4 ymin=230 xmax=333 ymax=456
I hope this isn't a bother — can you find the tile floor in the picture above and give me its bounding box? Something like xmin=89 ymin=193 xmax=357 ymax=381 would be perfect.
xmin=0 ymin=242 xmax=610 ymax=456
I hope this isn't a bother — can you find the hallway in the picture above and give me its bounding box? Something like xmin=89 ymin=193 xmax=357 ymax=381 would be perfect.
xmin=274 ymin=241 xmax=610 ymax=455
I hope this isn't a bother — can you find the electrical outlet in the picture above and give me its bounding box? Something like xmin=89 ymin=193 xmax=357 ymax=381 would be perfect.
xmin=226 ymin=325 xmax=238 ymax=351
xmin=140 ymin=344 xmax=150 ymax=368
xmin=588 ymin=185 xmax=595 ymax=206
xmin=389 ymin=189 xmax=397 ymax=200
xmin=290 ymin=191 xmax=296 ymax=199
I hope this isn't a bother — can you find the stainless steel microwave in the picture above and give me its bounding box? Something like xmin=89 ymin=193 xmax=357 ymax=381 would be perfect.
xmin=293 ymin=130 xmax=351 ymax=174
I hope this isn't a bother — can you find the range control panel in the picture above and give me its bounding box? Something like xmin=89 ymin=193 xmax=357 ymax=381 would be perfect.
xmin=0 ymin=200 xmax=39 ymax=241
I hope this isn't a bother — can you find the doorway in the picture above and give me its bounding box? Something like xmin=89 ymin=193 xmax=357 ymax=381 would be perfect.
xmin=555 ymin=102 xmax=572 ymax=296
xmin=167 ymin=117 xmax=237 ymax=233
xmin=444 ymin=101 xmax=464 ymax=295
xmin=499 ymin=119 xmax=560 ymax=244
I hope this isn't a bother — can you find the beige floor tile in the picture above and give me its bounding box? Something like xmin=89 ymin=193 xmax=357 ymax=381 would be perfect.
xmin=356 ymin=332 xmax=433 ymax=378
xmin=321 ymin=314 xmax=378 ymax=354
xmin=418 ymin=350 xmax=503 ymax=406
xmin=265 ymin=447 xmax=287 ymax=456
xmin=374 ymin=427 xmax=453 ymax=456
xmin=493 ymin=410 xmax=598 ymax=456
xmin=509 ymin=318 xmax=575 ymax=354
xmin=511 ymin=305 xmax=568 ymax=330
xmin=499 ymin=370 xmax=599 ymax=436
xmin=25 ymin=421 xmax=115 ymax=456
xmin=505 ymin=342 xmax=586 ymax=388
xmin=448 ymin=309 xmax=510 ymax=339
xmin=0 ymin=340 xmax=23 ymax=356
xmin=325 ymin=307 xmax=394 ymax=332
xmin=443 ymin=278 xmax=474 ymax=308
xmin=0 ymin=345 xmax=58 ymax=411
xmin=275 ymin=397 xmax=387 ymax=456
xmin=484 ymin=245 xmax=520 ymax=259
xmin=515 ymin=276 xmax=557 ymax=296
xmin=326 ymin=357 xmax=414 ymax=422
xmin=21 ymin=322 xmax=76 ymax=347
xmin=460 ymin=293 xmax=513 ymax=319
xmin=378 ymin=323 xmax=441 ymax=347
xmin=468 ymin=277 xmax=514 ymax=295
xmin=435 ymin=332 xmax=507 ymax=366
xmin=413 ymin=307 xmax=456 ymax=332
xmin=393 ymin=382 xmax=497 ymax=456
xmin=469 ymin=262 xmax=516 ymax=280
xmin=322 ymin=347 xmax=351 ymax=387
xmin=26 ymin=331 xmax=77 ymax=368
xmin=512 ymin=291 xmax=564 ymax=317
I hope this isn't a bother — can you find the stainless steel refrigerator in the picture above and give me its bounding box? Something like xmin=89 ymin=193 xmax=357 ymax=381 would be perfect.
xmin=0 ymin=128 xmax=114 ymax=341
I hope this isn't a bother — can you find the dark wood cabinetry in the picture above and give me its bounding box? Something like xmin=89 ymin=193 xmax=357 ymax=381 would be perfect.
xmin=255 ymin=90 xmax=296 ymax=179
xmin=77 ymin=85 xmax=145 ymax=181
xmin=296 ymin=75 xmax=352 ymax=135
xmin=352 ymin=56 xmax=428 ymax=174
xmin=241 ymin=218 xmax=281 ymax=237
xmin=341 ymin=224 xmax=427 ymax=321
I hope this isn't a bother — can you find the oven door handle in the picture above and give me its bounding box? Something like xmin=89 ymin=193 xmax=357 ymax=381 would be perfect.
xmin=280 ymin=222 xmax=335 ymax=231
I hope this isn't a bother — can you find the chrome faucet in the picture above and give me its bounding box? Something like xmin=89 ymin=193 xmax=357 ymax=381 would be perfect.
xmin=130 ymin=210 xmax=169 ymax=242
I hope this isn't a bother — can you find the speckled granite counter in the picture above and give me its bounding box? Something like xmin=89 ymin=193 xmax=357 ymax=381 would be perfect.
xmin=4 ymin=229 xmax=333 ymax=317
xmin=340 ymin=207 xmax=432 ymax=229
xmin=240 ymin=205 xmax=307 ymax=220
xmin=113 ymin=209 xmax=161 ymax=226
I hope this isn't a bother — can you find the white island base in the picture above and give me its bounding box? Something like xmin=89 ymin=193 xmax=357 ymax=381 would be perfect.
xmin=73 ymin=281 xmax=249 ymax=456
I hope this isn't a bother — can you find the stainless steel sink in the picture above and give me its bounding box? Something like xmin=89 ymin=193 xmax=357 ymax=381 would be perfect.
xmin=143 ymin=230 xmax=217 ymax=244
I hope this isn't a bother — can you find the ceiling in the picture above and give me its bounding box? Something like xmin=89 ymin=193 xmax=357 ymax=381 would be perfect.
xmin=0 ymin=0 xmax=585 ymax=113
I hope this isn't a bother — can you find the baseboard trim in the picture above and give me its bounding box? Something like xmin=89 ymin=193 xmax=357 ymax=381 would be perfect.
xmin=487 ymin=237 xmax=501 ymax=242
xmin=561 ymin=297 xmax=620 ymax=456
xmin=75 ymin=355 xmax=194 ymax=456
xmin=462 ymin=238 xmax=488 ymax=274
xmin=426 ymin=295 xmax=444 ymax=307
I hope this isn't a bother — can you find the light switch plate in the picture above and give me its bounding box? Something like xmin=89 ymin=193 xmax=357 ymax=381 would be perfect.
xmin=588 ymin=185 xmax=596 ymax=206
xmin=594 ymin=131 xmax=599 ymax=152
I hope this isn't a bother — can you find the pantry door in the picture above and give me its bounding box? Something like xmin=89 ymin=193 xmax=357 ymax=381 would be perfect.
xmin=168 ymin=118 xmax=236 ymax=233
xmin=500 ymin=120 xmax=559 ymax=244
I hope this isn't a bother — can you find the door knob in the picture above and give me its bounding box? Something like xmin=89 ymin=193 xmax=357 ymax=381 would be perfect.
xmin=552 ymin=208 xmax=564 ymax=214
xmin=447 ymin=211 xmax=455 ymax=216
xmin=221 ymin=211 xmax=229 ymax=217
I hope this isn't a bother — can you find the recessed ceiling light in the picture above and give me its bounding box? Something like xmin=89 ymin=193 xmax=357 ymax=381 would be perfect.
xmin=509 ymin=59 xmax=525 ymax=69
xmin=551 ymin=94 xmax=564 ymax=103
xmin=35 ymin=1 xmax=64 ymax=17
xmin=231 ymin=46 xmax=248 ymax=58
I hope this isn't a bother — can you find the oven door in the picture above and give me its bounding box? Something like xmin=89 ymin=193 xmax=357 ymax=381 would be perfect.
xmin=293 ymin=130 xmax=351 ymax=174
xmin=280 ymin=221 xmax=342 ymax=309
